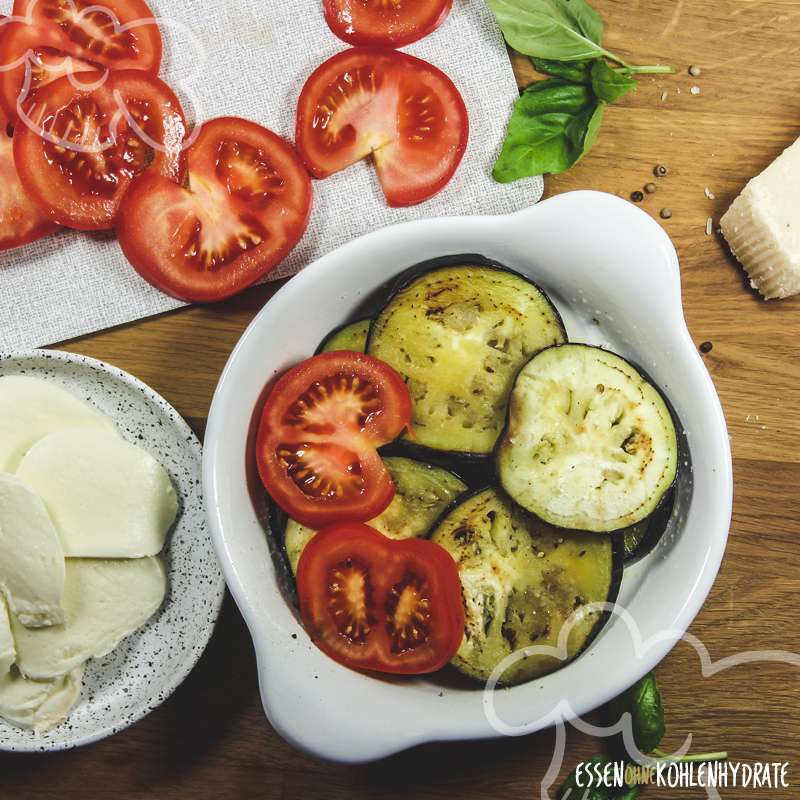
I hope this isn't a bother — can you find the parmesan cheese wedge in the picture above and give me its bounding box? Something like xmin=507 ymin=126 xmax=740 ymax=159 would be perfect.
xmin=0 ymin=663 xmax=85 ymax=732
xmin=17 ymin=429 xmax=179 ymax=558
xmin=721 ymin=137 xmax=800 ymax=299
xmin=0 ymin=473 xmax=65 ymax=628
xmin=11 ymin=558 xmax=167 ymax=680
xmin=0 ymin=376 xmax=117 ymax=473
xmin=0 ymin=596 xmax=16 ymax=675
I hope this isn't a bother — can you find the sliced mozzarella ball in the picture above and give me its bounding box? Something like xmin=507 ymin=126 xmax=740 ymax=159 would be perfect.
xmin=0 ymin=663 xmax=85 ymax=732
xmin=17 ymin=429 xmax=179 ymax=558
xmin=0 ymin=596 xmax=15 ymax=675
xmin=0 ymin=473 xmax=65 ymax=627
xmin=12 ymin=558 xmax=166 ymax=680
xmin=0 ymin=376 xmax=117 ymax=473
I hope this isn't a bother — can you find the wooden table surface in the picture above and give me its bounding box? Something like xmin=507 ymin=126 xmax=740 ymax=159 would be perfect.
xmin=4 ymin=2 xmax=800 ymax=797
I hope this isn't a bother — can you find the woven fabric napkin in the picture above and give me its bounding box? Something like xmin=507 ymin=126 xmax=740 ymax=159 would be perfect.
xmin=0 ymin=0 xmax=543 ymax=351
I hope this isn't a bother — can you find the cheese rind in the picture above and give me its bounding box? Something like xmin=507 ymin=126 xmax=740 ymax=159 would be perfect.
xmin=721 ymin=137 xmax=800 ymax=300
xmin=16 ymin=429 xmax=179 ymax=558
xmin=0 ymin=596 xmax=15 ymax=675
xmin=0 ymin=663 xmax=85 ymax=732
xmin=0 ymin=376 xmax=117 ymax=473
xmin=0 ymin=473 xmax=65 ymax=628
xmin=11 ymin=558 xmax=166 ymax=680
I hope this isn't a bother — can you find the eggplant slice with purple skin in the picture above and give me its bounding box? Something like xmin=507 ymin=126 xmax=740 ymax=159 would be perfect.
xmin=622 ymin=488 xmax=676 ymax=564
xmin=315 ymin=318 xmax=371 ymax=355
xmin=366 ymin=262 xmax=566 ymax=458
xmin=496 ymin=343 xmax=678 ymax=533
xmin=283 ymin=457 xmax=467 ymax=573
xmin=431 ymin=487 xmax=623 ymax=686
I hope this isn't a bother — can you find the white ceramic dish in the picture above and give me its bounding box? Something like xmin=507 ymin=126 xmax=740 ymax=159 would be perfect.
xmin=0 ymin=350 xmax=225 ymax=752
xmin=204 ymin=191 xmax=732 ymax=763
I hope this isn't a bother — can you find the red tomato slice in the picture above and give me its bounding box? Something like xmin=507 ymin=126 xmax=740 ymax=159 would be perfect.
xmin=296 ymin=47 xmax=468 ymax=207
xmin=0 ymin=114 xmax=56 ymax=251
xmin=116 ymin=117 xmax=312 ymax=302
xmin=0 ymin=0 xmax=161 ymax=118
xmin=13 ymin=70 xmax=187 ymax=230
xmin=323 ymin=0 xmax=452 ymax=47
xmin=297 ymin=523 xmax=465 ymax=675
xmin=256 ymin=352 xmax=412 ymax=528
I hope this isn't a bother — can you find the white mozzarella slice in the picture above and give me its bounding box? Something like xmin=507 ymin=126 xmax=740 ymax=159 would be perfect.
xmin=0 ymin=376 xmax=117 ymax=473
xmin=12 ymin=558 xmax=166 ymax=680
xmin=0 ymin=473 xmax=65 ymax=627
xmin=0 ymin=596 xmax=15 ymax=675
xmin=0 ymin=663 xmax=85 ymax=732
xmin=17 ymin=429 xmax=179 ymax=558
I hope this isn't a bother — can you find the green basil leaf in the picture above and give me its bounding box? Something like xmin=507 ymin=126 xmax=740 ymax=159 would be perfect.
xmin=566 ymin=102 xmax=594 ymax=150
xmin=582 ymin=101 xmax=605 ymax=154
xmin=532 ymin=57 xmax=593 ymax=84
xmin=492 ymin=80 xmax=601 ymax=181
xmin=590 ymin=60 xmax=637 ymax=102
xmin=486 ymin=0 xmax=606 ymax=62
xmin=609 ymin=673 xmax=666 ymax=754
xmin=565 ymin=98 xmax=604 ymax=164
xmin=631 ymin=673 xmax=666 ymax=752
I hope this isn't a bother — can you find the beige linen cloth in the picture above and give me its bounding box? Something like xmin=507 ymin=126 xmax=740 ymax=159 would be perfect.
xmin=0 ymin=0 xmax=543 ymax=350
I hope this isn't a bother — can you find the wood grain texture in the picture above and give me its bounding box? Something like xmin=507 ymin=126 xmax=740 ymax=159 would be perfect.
xmin=3 ymin=1 xmax=800 ymax=797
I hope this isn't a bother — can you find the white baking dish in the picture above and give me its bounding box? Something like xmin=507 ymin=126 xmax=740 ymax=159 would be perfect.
xmin=203 ymin=190 xmax=732 ymax=763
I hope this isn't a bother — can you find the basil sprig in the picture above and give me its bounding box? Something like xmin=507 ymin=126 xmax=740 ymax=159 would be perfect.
xmin=555 ymin=673 xmax=728 ymax=799
xmin=488 ymin=0 xmax=673 ymax=181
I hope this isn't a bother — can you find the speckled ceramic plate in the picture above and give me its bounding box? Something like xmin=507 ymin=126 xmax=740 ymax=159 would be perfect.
xmin=0 ymin=349 xmax=225 ymax=752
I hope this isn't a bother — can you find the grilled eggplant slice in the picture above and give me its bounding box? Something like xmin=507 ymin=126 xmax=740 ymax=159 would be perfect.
xmin=367 ymin=263 xmax=566 ymax=456
xmin=432 ymin=488 xmax=619 ymax=686
xmin=316 ymin=318 xmax=370 ymax=354
xmin=622 ymin=488 xmax=675 ymax=563
xmin=497 ymin=344 xmax=678 ymax=532
xmin=283 ymin=457 xmax=467 ymax=572
xmin=622 ymin=519 xmax=649 ymax=561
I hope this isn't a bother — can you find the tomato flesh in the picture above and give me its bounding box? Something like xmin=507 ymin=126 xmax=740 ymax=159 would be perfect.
xmin=256 ymin=352 xmax=412 ymax=528
xmin=13 ymin=70 xmax=187 ymax=230
xmin=0 ymin=0 xmax=161 ymax=118
xmin=296 ymin=47 xmax=468 ymax=206
xmin=323 ymin=0 xmax=452 ymax=48
xmin=0 ymin=116 xmax=56 ymax=251
xmin=116 ymin=116 xmax=312 ymax=302
xmin=297 ymin=524 xmax=465 ymax=674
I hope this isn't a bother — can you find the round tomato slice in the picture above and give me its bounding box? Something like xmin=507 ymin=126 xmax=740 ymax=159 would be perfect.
xmin=0 ymin=115 xmax=56 ymax=251
xmin=297 ymin=523 xmax=465 ymax=674
xmin=0 ymin=0 xmax=161 ymax=118
xmin=13 ymin=70 xmax=187 ymax=230
xmin=116 ymin=117 xmax=312 ymax=302
xmin=256 ymin=352 xmax=412 ymax=528
xmin=323 ymin=0 xmax=452 ymax=47
xmin=296 ymin=47 xmax=468 ymax=207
